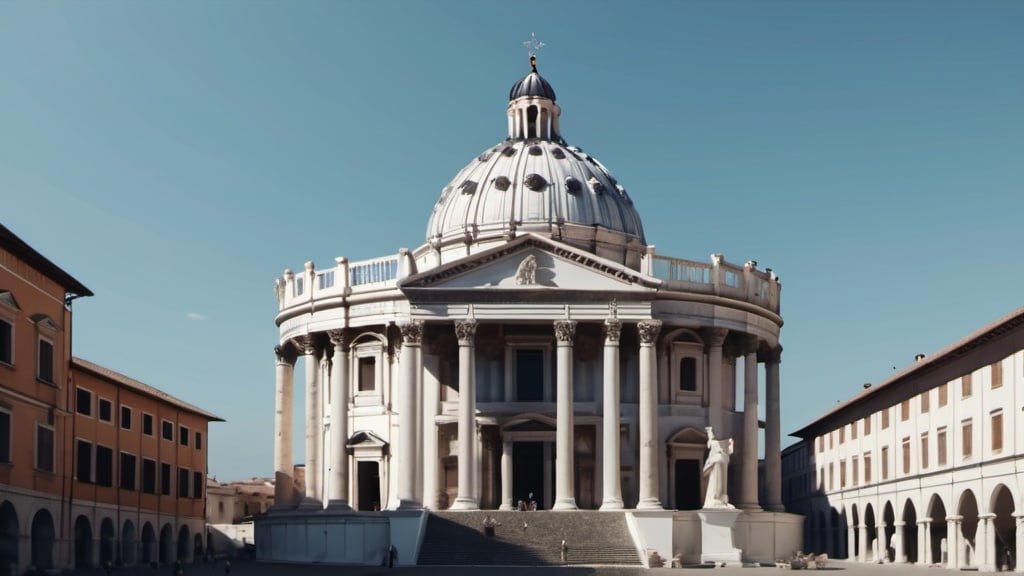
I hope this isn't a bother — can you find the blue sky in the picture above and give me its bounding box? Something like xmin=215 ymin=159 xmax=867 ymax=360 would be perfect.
xmin=2 ymin=1 xmax=1022 ymax=480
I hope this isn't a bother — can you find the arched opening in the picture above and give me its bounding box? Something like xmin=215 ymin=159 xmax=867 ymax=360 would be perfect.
xmin=958 ymin=490 xmax=980 ymax=567
xmin=0 ymin=501 xmax=19 ymax=570
xmin=121 ymin=519 xmax=136 ymax=566
xmin=159 ymin=523 xmax=173 ymax=565
xmin=666 ymin=427 xmax=708 ymax=510
xmin=926 ymin=494 xmax=947 ymax=566
xmin=141 ymin=522 xmax=156 ymax=564
xmin=526 ymin=105 xmax=538 ymax=138
xmin=903 ymin=499 xmax=918 ymax=563
xmin=194 ymin=533 xmax=204 ymax=560
xmin=851 ymin=504 xmax=860 ymax=560
xmin=74 ymin=515 xmax=93 ymax=568
xmin=830 ymin=508 xmax=842 ymax=557
xmin=990 ymin=484 xmax=1015 ymax=570
xmin=30 ymin=509 xmax=55 ymax=570
xmin=99 ymin=517 xmax=115 ymax=566
xmin=863 ymin=503 xmax=877 ymax=562
xmin=177 ymin=524 xmax=191 ymax=561
xmin=815 ymin=509 xmax=827 ymax=554
xmin=883 ymin=501 xmax=896 ymax=562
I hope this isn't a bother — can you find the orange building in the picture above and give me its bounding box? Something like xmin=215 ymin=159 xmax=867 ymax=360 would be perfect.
xmin=0 ymin=224 xmax=222 ymax=573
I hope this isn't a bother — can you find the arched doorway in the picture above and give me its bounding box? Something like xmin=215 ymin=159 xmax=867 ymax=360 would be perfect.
xmin=883 ymin=501 xmax=896 ymax=562
xmin=194 ymin=533 xmax=204 ymax=560
xmin=666 ymin=427 xmax=708 ymax=510
xmin=177 ymin=524 xmax=191 ymax=561
xmin=74 ymin=515 xmax=93 ymax=568
xmin=863 ymin=503 xmax=877 ymax=562
xmin=30 ymin=509 xmax=55 ymax=570
xmin=121 ymin=520 xmax=136 ymax=566
xmin=990 ymin=484 xmax=1015 ymax=571
xmin=159 ymin=523 xmax=173 ymax=565
xmin=815 ymin=509 xmax=827 ymax=554
xmin=830 ymin=508 xmax=841 ymax=557
xmin=851 ymin=504 xmax=860 ymax=560
xmin=903 ymin=499 xmax=918 ymax=563
xmin=958 ymin=490 xmax=979 ymax=567
xmin=926 ymin=494 xmax=947 ymax=566
xmin=0 ymin=501 xmax=18 ymax=571
xmin=99 ymin=517 xmax=115 ymax=566
xmin=141 ymin=522 xmax=156 ymax=564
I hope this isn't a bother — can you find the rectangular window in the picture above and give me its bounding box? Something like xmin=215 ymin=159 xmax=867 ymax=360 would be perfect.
xmin=864 ymin=454 xmax=872 ymax=483
xmin=882 ymin=408 xmax=890 ymax=429
xmin=902 ymin=437 xmax=911 ymax=474
xmin=37 ymin=339 xmax=54 ymax=383
xmin=162 ymin=420 xmax=173 ymax=441
xmin=992 ymin=361 xmax=1003 ymax=389
xmin=142 ymin=459 xmax=157 ymax=494
xmin=938 ymin=428 xmax=948 ymax=466
xmin=817 ymin=436 xmax=823 ymax=453
xmin=195 ymin=431 xmax=202 ymax=451
xmin=828 ymin=462 xmax=834 ymax=490
xmin=864 ymin=415 xmax=871 ymax=435
xmin=160 ymin=463 xmax=172 ymax=496
xmin=95 ymin=445 xmax=113 ymax=487
xmin=962 ymin=419 xmax=973 ymax=460
xmin=35 ymin=423 xmax=54 ymax=472
xmin=120 ymin=406 xmax=132 ymax=430
xmin=938 ymin=383 xmax=948 ymax=407
xmin=992 ymin=411 xmax=1004 ymax=453
xmin=0 ymin=410 xmax=10 ymax=463
xmin=192 ymin=471 xmax=203 ymax=500
xmin=143 ymin=413 xmax=154 ymax=436
xmin=839 ymin=426 xmax=845 ymax=444
xmin=76 ymin=388 xmax=92 ymax=416
xmin=881 ymin=446 xmax=889 ymax=480
xmin=358 ymin=356 xmax=376 ymax=392
xmin=852 ymin=421 xmax=858 ymax=440
xmin=76 ymin=439 xmax=93 ymax=483
xmin=98 ymin=399 xmax=112 ymax=423
xmin=901 ymin=400 xmax=910 ymax=421
xmin=852 ymin=456 xmax=859 ymax=486
xmin=920 ymin=391 xmax=930 ymax=414
xmin=179 ymin=425 xmax=189 ymax=447
xmin=840 ymin=460 xmax=847 ymax=488
xmin=829 ymin=431 xmax=834 ymax=450
xmin=178 ymin=467 xmax=190 ymax=498
xmin=0 ymin=319 xmax=12 ymax=365
xmin=920 ymin=433 xmax=929 ymax=470
xmin=120 ymin=453 xmax=137 ymax=490
xmin=962 ymin=373 xmax=973 ymax=398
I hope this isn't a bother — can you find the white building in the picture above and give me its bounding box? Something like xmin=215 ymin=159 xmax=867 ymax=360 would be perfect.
xmin=787 ymin=307 xmax=1024 ymax=571
xmin=261 ymin=54 xmax=799 ymax=565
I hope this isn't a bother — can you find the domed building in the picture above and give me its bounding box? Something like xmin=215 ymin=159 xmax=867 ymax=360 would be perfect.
xmin=260 ymin=55 xmax=798 ymax=566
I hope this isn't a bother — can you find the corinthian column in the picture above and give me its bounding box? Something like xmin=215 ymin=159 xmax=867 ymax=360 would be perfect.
xmin=637 ymin=319 xmax=663 ymax=509
xmin=273 ymin=344 xmax=297 ymax=508
xmin=396 ymin=321 xmax=423 ymax=509
xmin=553 ymin=320 xmax=578 ymax=510
xmin=703 ymin=328 xmax=729 ymax=435
xmin=297 ymin=335 xmax=322 ymax=506
xmin=451 ymin=319 xmax=479 ymax=510
xmin=600 ymin=316 xmax=623 ymax=510
xmin=326 ymin=330 xmax=351 ymax=509
xmin=764 ymin=347 xmax=783 ymax=511
xmin=739 ymin=335 xmax=760 ymax=510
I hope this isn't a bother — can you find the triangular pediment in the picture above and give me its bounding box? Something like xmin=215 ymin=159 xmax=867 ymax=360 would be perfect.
xmin=0 ymin=291 xmax=20 ymax=312
xmin=400 ymin=234 xmax=660 ymax=293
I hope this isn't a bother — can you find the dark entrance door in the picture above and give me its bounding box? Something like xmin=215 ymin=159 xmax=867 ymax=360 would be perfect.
xmin=516 ymin=350 xmax=544 ymax=401
xmin=513 ymin=442 xmax=545 ymax=508
xmin=357 ymin=461 xmax=381 ymax=511
xmin=674 ymin=459 xmax=702 ymax=510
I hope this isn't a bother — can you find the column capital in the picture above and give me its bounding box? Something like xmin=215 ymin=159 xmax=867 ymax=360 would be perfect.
xmin=399 ymin=320 xmax=424 ymax=344
xmin=602 ymin=319 xmax=622 ymax=343
xmin=946 ymin=514 xmax=963 ymax=522
xmin=293 ymin=334 xmax=322 ymax=356
xmin=455 ymin=319 xmax=478 ymax=345
xmin=637 ymin=319 xmax=662 ymax=345
xmin=741 ymin=334 xmax=760 ymax=355
xmin=554 ymin=320 xmax=577 ymax=344
xmin=702 ymin=327 xmax=729 ymax=347
xmin=327 ymin=328 xmax=349 ymax=350
xmin=275 ymin=342 xmax=298 ymax=364
xmin=979 ymin=512 xmax=997 ymax=520
xmin=894 ymin=521 xmax=906 ymax=528
xmin=918 ymin=519 xmax=932 ymax=526
xmin=764 ymin=346 xmax=782 ymax=364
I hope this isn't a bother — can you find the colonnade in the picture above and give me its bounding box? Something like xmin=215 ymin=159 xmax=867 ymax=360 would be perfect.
xmin=271 ymin=318 xmax=784 ymax=513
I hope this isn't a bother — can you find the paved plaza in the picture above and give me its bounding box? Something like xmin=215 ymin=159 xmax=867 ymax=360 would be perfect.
xmin=70 ymin=559 xmax=1009 ymax=576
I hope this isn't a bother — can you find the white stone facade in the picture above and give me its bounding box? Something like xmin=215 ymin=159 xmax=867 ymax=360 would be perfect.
xmin=787 ymin=307 xmax=1024 ymax=571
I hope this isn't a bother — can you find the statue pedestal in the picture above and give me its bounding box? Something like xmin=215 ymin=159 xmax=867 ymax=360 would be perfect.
xmin=699 ymin=509 xmax=743 ymax=565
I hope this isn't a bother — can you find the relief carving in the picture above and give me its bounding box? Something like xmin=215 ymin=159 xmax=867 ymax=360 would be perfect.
xmin=515 ymin=254 xmax=537 ymax=286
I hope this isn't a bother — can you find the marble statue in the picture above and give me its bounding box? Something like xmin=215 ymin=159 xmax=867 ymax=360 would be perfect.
xmin=703 ymin=426 xmax=734 ymax=509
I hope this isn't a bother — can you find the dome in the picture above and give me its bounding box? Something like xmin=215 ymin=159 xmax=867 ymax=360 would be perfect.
xmin=509 ymin=71 xmax=556 ymax=101
xmin=422 ymin=59 xmax=647 ymax=268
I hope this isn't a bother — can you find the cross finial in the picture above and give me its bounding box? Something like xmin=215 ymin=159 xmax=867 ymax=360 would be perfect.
xmin=523 ymin=33 xmax=545 ymax=71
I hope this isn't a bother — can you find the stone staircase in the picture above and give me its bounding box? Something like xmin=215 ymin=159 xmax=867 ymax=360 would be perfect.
xmin=417 ymin=510 xmax=642 ymax=566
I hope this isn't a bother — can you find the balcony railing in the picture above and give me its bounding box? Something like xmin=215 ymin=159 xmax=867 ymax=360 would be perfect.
xmin=647 ymin=251 xmax=780 ymax=314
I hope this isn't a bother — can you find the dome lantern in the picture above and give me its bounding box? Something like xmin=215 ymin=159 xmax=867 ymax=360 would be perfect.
xmin=507 ymin=51 xmax=561 ymax=141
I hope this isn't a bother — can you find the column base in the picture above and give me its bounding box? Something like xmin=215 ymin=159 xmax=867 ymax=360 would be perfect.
xmin=600 ymin=498 xmax=624 ymax=510
xmin=395 ymin=498 xmax=423 ymax=511
xmin=635 ymin=498 xmax=663 ymax=510
xmin=765 ymin=503 xmax=785 ymax=512
xmin=498 ymin=503 xmax=515 ymax=511
xmin=552 ymin=498 xmax=578 ymax=511
xmin=738 ymin=502 xmax=762 ymax=511
xmin=449 ymin=497 xmax=480 ymax=510
xmin=297 ymin=497 xmax=324 ymax=510
xmin=326 ymin=499 xmax=352 ymax=511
